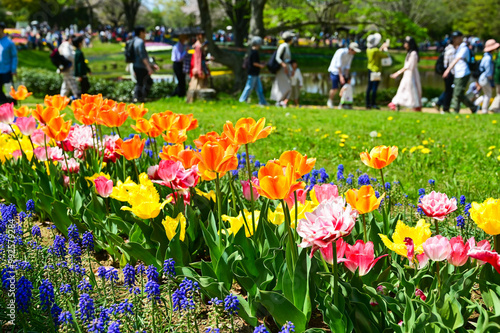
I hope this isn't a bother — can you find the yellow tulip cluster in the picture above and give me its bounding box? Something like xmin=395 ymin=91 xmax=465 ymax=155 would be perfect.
xmin=470 ymin=198 xmax=500 ymax=236
xmin=111 ymin=173 xmax=170 ymax=219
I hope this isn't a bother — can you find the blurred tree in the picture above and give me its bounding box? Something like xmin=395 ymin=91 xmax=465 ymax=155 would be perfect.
xmin=160 ymin=0 xmax=197 ymax=29
xmin=451 ymin=0 xmax=500 ymax=39
xmin=121 ymin=0 xmax=142 ymax=31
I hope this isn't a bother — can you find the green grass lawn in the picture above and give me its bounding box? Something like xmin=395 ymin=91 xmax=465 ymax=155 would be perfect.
xmin=24 ymin=95 xmax=496 ymax=202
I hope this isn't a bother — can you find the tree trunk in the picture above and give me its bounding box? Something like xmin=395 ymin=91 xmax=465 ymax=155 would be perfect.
xmin=197 ymin=0 xmax=245 ymax=91
xmin=122 ymin=0 xmax=141 ymax=32
xmin=250 ymin=0 xmax=266 ymax=37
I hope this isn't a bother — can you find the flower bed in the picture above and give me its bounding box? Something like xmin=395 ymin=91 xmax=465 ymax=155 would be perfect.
xmin=1 ymin=87 xmax=500 ymax=332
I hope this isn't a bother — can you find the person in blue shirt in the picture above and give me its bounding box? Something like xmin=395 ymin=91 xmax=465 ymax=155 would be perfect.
xmin=478 ymin=39 xmax=499 ymax=114
xmin=171 ymin=34 xmax=188 ymax=97
xmin=0 ymin=22 xmax=18 ymax=104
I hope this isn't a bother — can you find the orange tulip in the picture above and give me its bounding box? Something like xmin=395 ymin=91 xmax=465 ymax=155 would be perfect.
xmin=42 ymin=116 xmax=72 ymax=142
xmin=223 ymin=117 xmax=272 ymax=145
xmin=33 ymin=104 xmax=59 ymax=125
xmin=73 ymin=94 xmax=104 ymax=109
xmin=115 ymin=135 xmax=145 ymax=160
xmin=173 ymin=113 xmax=198 ymax=131
xmin=195 ymin=141 xmax=238 ymax=181
xmin=279 ymin=150 xmax=316 ymax=180
xmin=98 ymin=102 xmax=128 ymax=128
xmin=131 ymin=118 xmax=152 ymax=134
xmin=14 ymin=106 xmax=32 ymax=118
xmin=150 ymin=112 xmax=178 ymax=132
xmin=256 ymin=161 xmax=305 ymax=200
xmin=159 ymin=144 xmax=199 ymax=169
xmin=10 ymin=85 xmax=32 ymax=100
xmin=162 ymin=129 xmax=187 ymax=144
xmin=127 ymin=103 xmax=148 ymax=120
xmin=194 ymin=131 xmax=234 ymax=150
xmin=74 ymin=103 xmax=99 ymax=125
xmin=44 ymin=95 xmax=70 ymax=111
xmin=345 ymin=185 xmax=384 ymax=215
xmin=360 ymin=146 xmax=398 ymax=169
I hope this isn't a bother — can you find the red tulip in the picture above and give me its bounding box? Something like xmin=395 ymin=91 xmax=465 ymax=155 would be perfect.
xmin=338 ymin=240 xmax=388 ymax=276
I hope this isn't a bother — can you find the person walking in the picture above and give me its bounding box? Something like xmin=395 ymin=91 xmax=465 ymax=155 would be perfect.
xmin=326 ymin=42 xmax=361 ymax=108
xmin=435 ymin=41 xmax=456 ymax=113
xmin=132 ymin=26 xmax=157 ymax=103
xmin=0 ymin=22 xmax=17 ymax=104
xmin=73 ymin=36 xmax=91 ymax=95
xmin=490 ymin=46 xmax=500 ymax=113
xmin=365 ymin=33 xmax=389 ymax=109
xmin=443 ymin=31 xmax=476 ymax=114
xmin=478 ymin=39 xmax=499 ymax=114
xmin=187 ymin=32 xmax=209 ymax=103
xmin=270 ymin=31 xmax=294 ymax=107
xmin=388 ymin=36 xmax=422 ymax=111
xmin=171 ymin=34 xmax=188 ymax=97
xmin=58 ymin=34 xmax=80 ymax=99
xmin=238 ymin=36 xmax=267 ymax=105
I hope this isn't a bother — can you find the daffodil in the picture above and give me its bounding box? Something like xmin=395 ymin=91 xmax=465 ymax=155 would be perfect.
xmin=379 ymin=219 xmax=431 ymax=257
xmin=470 ymin=198 xmax=500 ymax=235
xmin=222 ymin=209 xmax=260 ymax=237
xmin=162 ymin=213 xmax=187 ymax=241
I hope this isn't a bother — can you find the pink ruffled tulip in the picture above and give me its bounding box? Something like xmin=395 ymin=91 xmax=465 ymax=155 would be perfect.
xmin=15 ymin=117 xmax=37 ymax=136
xmin=158 ymin=160 xmax=182 ymax=182
xmin=49 ymin=147 xmax=64 ymax=161
xmin=417 ymin=252 xmax=429 ymax=269
xmin=468 ymin=248 xmax=500 ymax=274
xmin=0 ymin=103 xmax=14 ymax=124
xmin=67 ymin=125 xmax=93 ymax=151
xmin=423 ymin=235 xmax=451 ymax=261
xmin=320 ymin=238 xmax=347 ymax=265
xmin=176 ymin=165 xmax=199 ymax=188
xmin=297 ymin=197 xmax=358 ymax=257
xmin=33 ymin=147 xmax=48 ymax=161
xmin=311 ymin=184 xmax=339 ymax=204
xmin=338 ymin=240 xmax=388 ymax=276
xmin=285 ymin=188 xmax=307 ymax=208
xmin=418 ymin=191 xmax=457 ymax=221
xmin=61 ymin=158 xmax=80 ymax=173
xmin=94 ymin=176 xmax=113 ymax=198
xmin=447 ymin=236 xmax=471 ymax=266
xmin=241 ymin=177 xmax=260 ymax=201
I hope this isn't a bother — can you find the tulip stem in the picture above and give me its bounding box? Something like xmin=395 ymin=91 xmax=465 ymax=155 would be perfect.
xmin=9 ymin=124 xmax=27 ymax=160
xmin=133 ymin=160 xmax=140 ymax=181
xmin=379 ymin=169 xmax=386 ymax=192
xmin=434 ymin=219 xmax=440 ymax=235
xmin=332 ymin=242 xmax=339 ymax=306
xmin=244 ymin=144 xmax=256 ymax=236
xmin=362 ymin=214 xmax=367 ymax=243
xmin=320 ymin=252 xmax=330 ymax=273
xmin=115 ymin=126 xmax=122 ymax=138
xmin=215 ymin=173 xmax=223 ymax=249
xmin=281 ymin=199 xmax=297 ymax=268
xmin=294 ymin=191 xmax=299 ymax=229
xmin=495 ymin=235 xmax=500 ymax=253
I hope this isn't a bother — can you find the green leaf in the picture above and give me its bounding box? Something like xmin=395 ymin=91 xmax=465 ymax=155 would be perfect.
xmin=256 ymin=290 xmax=307 ymax=332
xmin=436 ymin=294 xmax=464 ymax=330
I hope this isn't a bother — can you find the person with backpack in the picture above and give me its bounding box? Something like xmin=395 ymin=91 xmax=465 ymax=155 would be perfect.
xmin=443 ymin=31 xmax=477 ymax=114
xmin=477 ymin=39 xmax=499 ymax=114
xmin=73 ymin=36 xmax=91 ymax=95
xmin=238 ymin=36 xmax=267 ymax=106
xmin=58 ymin=34 xmax=80 ymax=99
xmin=270 ymin=31 xmax=294 ymax=107
xmin=130 ymin=26 xmax=158 ymax=103
xmin=435 ymin=41 xmax=456 ymax=113
xmin=0 ymin=22 xmax=17 ymax=104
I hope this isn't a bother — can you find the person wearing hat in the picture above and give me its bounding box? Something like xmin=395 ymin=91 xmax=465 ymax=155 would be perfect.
xmin=171 ymin=33 xmax=188 ymax=97
xmin=477 ymin=39 xmax=499 ymax=114
xmin=326 ymin=42 xmax=361 ymax=109
xmin=365 ymin=33 xmax=389 ymax=109
xmin=443 ymin=31 xmax=476 ymax=113
xmin=239 ymin=36 xmax=267 ymax=105
xmin=0 ymin=22 xmax=18 ymax=104
xmin=271 ymin=31 xmax=294 ymax=107
xmin=388 ymin=36 xmax=422 ymax=111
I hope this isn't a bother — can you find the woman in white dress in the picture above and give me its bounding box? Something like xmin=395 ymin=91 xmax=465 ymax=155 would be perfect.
xmin=389 ymin=36 xmax=422 ymax=111
xmin=271 ymin=32 xmax=294 ymax=107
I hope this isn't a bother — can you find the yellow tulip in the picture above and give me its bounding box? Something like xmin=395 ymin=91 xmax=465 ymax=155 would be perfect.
xmin=162 ymin=213 xmax=187 ymax=241
xmin=222 ymin=209 xmax=260 ymax=237
xmin=379 ymin=219 xmax=431 ymax=257
xmin=269 ymin=200 xmax=317 ymax=228
xmin=195 ymin=188 xmax=217 ymax=202
xmin=470 ymin=198 xmax=500 ymax=235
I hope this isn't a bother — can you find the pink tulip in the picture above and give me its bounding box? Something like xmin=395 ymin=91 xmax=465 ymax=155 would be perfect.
xmin=67 ymin=125 xmax=93 ymax=151
xmin=447 ymin=236 xmax=470 ymax=266
xmin=157 ymin=160 xmax=182 ymax=182
xmin=415 ymin=289 xmax=427 ymax=301
xmin=423 ymin=235 xmax=451 ymax=261
xmin=176 ymin=165 xmax=199 ymax=188
xmin=468 ymin=248 xmax=500 ymax=274
xmin=241 ymin=177 xmax=260 ymax=201
xmin=0 ymin=123 xmax=12 ymax=134
xmin=12 ymin=150 xmax=22 ymax=160
xmin=297 ymin=197 xmax=358 ymax=258
xmin=417 ymin=252 xmax=429 ymax=269
xmin=33 ymin=147 xmax=48 ymax=161
xmin=147 ymin=165 xmax=160 ymax=180
xmin=338 ymin=240 xmax=388 ymax=276
xmin=63 ymin=175 xmax=70 ymax=187
xmin=320 ymin=238 xmax=347 ymax=265
xmin=49 ymin=147 xmax=64 ymax=161
xmin=61 ymin=158 xmax=80 ymax=173
xmin=31 ymin=129 xmax=49 ymax=146
xmin=312 ymin=184 xmax=339 ymax=203
xmin=0 ymin=103 xmax=14 ymax=124
xmin=15 ymin=117 xmax=37 ymax=136
xmin=418 ymin=191 xmax=457 ymax=221
xmin=467 ymin=237 xmax=491 ymax=265
xmin=94 ymin=176 xmax=113 ymax=198
xmin=285 ymin=188 xmax=307 ymax=208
